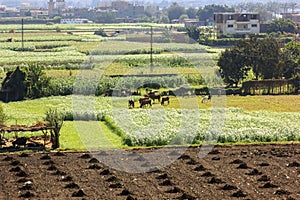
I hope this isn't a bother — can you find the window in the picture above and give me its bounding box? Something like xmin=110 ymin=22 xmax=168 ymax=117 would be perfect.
xmin=228 ymin=24 xmax=234 ymax=28
xmin=251 ymin=24 xmax=257 ymax=27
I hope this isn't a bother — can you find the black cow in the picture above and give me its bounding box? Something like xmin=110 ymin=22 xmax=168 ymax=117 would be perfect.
xmin=12 ymin=137 xmax=27 ymax=148
xmin=128 ymin=99 xmax=135 ymax=108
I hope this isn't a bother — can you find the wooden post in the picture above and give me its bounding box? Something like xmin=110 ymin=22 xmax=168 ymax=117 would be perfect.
xmin=21 ymin=18 xmax=24 ymax=51
xmin=150 ymin=26 xmax=153 ymax=72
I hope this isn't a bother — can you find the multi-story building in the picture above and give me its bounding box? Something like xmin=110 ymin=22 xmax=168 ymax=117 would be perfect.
xmin=48 ymin=0 xmax=66 ymax=17
xmin=214 ymin=12 xmax=260 ymax=34
xmin=97 ymin=0 xmax=144 ymax=18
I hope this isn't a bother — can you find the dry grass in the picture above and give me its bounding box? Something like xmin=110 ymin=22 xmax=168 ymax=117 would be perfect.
xmin=225 ymin=95 xmax=300 ymax=112
xmin=158 ymin=95 xmax=300 ymax=112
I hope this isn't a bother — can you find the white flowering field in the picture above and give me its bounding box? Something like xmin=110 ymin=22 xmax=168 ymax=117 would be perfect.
xmin=108 ymin=108 xmax=300 ymax=146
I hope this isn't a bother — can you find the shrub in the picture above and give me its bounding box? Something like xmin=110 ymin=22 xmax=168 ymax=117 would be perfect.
xmin=45 ymin=108 xmax=63 ymax=149
xmin=0 ymin=104 xmax=7 ymax=125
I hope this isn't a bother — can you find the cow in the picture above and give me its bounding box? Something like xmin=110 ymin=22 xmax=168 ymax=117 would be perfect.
xmin=128 ymin=99 xmax=135 ymax=108
xmin=148 ymin=91 xmax=161 ymax=103
xmin=140 ymin=99 xmax=152 ymax=108
xmin=161 ymin=96 xmax=170 ymax=105
xmin=201 ymin=95 xmax=211 ymax=103
xmin=12 ymin=137 xmax=27 ymax=148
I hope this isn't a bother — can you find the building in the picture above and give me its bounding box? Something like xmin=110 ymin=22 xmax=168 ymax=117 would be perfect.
xmin=0 ymin=6 xmax=19 ymax=17
xmin=48 ymin=0 xmax=66 ymax=17
xmin=61 ymin=18 xmax=89 ymax=24
xmin=281 ymin=13 xmax=300 ymax=33
xmin=281 ymin=13 xmax=300 ymax=23
xmin=214 ymin=12 xmax=260 ymax=34
xmin=183 ymin=19 xmax=201 ymax=28
xmin=97 ymin=0 xmax=144 ymax=18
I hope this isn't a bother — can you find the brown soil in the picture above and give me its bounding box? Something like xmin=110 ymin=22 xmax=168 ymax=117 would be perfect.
xmin=1 ymin=143 xmax=300 ymax=199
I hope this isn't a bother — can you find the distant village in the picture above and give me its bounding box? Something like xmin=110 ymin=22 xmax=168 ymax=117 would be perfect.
xmin=0 ymin=0 xmax=300 ymax=35
xmin=0 ymin=0 xmax=158 ymax=23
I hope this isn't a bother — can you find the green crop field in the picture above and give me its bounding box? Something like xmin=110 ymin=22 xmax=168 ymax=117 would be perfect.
xmin=0 ymin=22 xmax=218 ymax=74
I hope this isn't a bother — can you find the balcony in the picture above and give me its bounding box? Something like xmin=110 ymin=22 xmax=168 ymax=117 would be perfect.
xmin=236 ymin=20 xmax=250 ymax=24
xmin=235 ymin=28 xmax=251 ymax=33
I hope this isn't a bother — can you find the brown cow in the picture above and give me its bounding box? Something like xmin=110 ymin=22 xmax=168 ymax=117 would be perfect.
xmin=140 ymin=99 xmax=152 ymax=108
xmin=161 ymin=96 xmax=170 ymax=105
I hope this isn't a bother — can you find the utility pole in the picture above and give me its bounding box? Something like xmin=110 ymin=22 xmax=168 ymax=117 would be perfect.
xmin=150 ymin=26 xmax=153 ymax=72
xmin=21 ymin=18 xmax=24 ymax=51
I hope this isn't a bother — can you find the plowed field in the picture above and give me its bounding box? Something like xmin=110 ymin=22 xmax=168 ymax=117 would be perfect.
xmin=1 ymin=143 xmax=300 ymax=199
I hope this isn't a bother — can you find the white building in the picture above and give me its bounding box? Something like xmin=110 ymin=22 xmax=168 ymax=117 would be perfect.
xmin=214 ymin=12 xmax=260 ymax=34
xmin=60 ymin=18 xmax=89 ymax=24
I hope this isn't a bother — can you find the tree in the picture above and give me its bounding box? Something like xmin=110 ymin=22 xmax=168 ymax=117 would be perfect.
xmin=179 ymin=14 xmax=189 ymax=21
xmin=186 ymin=7 xmax=197 ymax=18
xmin=25 ymin=64 xmax=50 ymax=99
xmin=94 ymin=12 xmax=116 ymax=23
xmin=161 ymin=15 xmax=170 ymax=23
xmin=234 ymin=2 xmax=273 ymax=21
xmin=258 ymin=37 xmax=281 ymax=79
xmin=218 ymin=48 xmax=249 ymax=87
xmin=279 ymin=48 xmax=298 ymax=78
xmin=186 ymin=26 xmax=200 ymax=42
xmin=291 ymin=73 xmax=300 ymax=94
xmin=280 ymin=41 xmax=300 ymax=78
xmin=236 ymin=37 xmax=281 ymax=80
xmin=267 ymin=18 xmax=296 ymax=34
xmin=197 ymin=4 xmax=234 ymax=22
xmin=167 ymin=2 xmax=186 ymax=21
xmin=218 ymin=36 xmax=284 ymax=84
xmin=285 ymin=40 xmax=300 ymax=59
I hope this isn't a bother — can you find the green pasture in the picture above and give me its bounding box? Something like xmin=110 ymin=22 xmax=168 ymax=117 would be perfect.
xmin=60 ymin=121 xmax=123 ymax=150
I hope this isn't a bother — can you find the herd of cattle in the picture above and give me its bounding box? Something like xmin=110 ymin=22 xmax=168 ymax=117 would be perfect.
xmin=105 ymin=87 xmax=214 ymax=108
xmin=128 ymin=91 xmax=170 ymax=108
